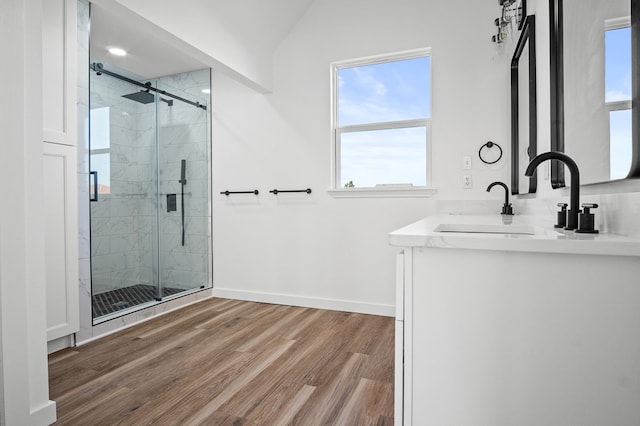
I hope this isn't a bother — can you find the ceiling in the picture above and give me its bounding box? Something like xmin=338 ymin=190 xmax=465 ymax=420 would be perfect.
xmin=89 ymin=0 xmax=316 ymax=80
xmin=199 ymin=0 xmax=316 ymax=52
xmin=90 ymin=4 xmax=207 ymax=79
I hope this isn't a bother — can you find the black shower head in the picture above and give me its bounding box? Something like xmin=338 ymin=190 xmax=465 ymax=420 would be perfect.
xmin=122 ymin=90 xmax=155 ymax=104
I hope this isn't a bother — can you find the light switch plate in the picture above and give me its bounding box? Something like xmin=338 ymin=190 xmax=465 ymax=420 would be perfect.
xmin=463 ymin=156 xmax=472 ymax=170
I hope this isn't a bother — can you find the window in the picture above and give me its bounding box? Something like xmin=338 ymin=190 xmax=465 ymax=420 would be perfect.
xmin=605 ymin=20 xmax=631 ymax=180
xmin=331 ymin=49 xmax=432 ymax=195
xmin=89 ymin=107 xmax=111 ymax=194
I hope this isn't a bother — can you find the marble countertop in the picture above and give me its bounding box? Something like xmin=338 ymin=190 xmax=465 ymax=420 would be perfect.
xmin=388 ymin=214 xmax=640 ymax=256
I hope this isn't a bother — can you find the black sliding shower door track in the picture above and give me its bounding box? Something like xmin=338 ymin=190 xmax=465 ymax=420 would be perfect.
xmin=90 ymin=62 xmax=207 ymax=110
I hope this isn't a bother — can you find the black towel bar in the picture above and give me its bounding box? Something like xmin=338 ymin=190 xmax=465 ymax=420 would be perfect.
xmin=220 ymin=190 xmax=259 ymax=196
xmin=269 ymin=188 xmax=312 ymax=194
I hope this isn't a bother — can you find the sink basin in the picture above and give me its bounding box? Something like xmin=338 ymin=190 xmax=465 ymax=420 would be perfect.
xmin=434 ymin=223 xmax=538 ymax=235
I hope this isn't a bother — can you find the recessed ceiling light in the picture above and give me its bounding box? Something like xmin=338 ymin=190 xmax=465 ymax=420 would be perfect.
xmin=108 ymin=47 xmax=127 ymax=56
xmin=201 ymin=89 xmax=211 ymax=94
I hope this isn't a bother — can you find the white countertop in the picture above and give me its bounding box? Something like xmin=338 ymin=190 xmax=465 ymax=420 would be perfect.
xmin=388 ymin=214 xmax=640 ymax=256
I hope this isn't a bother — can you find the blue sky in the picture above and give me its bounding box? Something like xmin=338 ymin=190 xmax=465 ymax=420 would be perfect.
xmin=341 ymin=127 xmax=427 ymax=187
xmin=610 ymin=110 xmax=631 ymax=179
xmin=338 ymin=56 xmax=430 ymax=126
xmin=605 ymin=27 xmax=631 ymax=102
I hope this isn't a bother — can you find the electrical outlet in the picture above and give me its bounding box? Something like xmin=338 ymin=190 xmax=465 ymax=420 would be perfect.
xmin=463 ymin=174 xmax=472 ymax=189
xmin=463 ymin=156 xmax=472 ymax=170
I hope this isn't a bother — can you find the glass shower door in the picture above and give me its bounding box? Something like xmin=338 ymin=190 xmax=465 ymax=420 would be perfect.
xmin=89 ymin=72 xmax=160 ymax=318
xmin=155 ymin=76 xmax=211 ymax=298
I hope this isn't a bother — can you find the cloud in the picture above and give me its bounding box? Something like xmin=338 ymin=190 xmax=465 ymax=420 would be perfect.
xmin=352 ymin=67 xmax=388 ymax=97
xmin=606 ymin=90 xmax=631 ymax=103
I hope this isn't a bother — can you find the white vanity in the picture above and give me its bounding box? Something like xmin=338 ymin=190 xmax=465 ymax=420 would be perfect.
xmin=390 ymin=214 xmax=640 ymax=426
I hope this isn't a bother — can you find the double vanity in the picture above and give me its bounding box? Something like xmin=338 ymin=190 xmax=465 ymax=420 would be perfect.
xmin=390 ymin=214 xmax=640 ymax=425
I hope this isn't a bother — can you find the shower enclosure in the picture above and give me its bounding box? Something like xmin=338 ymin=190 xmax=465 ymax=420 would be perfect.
xmin=89 ymin=62 xmax=212 ymax=322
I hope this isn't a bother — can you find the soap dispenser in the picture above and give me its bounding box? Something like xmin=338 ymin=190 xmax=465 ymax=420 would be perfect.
xmin=576 ymin=203 xmax=599 ymax=234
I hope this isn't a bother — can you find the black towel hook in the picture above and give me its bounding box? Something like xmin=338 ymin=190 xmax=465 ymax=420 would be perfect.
xmin=479 ymin=141 xmax=503 ymax=164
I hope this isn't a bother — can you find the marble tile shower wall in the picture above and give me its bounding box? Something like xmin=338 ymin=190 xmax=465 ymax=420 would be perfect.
xmin=156 ymin=69 xmax=211 ymax=290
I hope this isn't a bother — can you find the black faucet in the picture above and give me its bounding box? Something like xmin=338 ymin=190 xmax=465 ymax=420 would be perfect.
xmin=525 ymin=152 xmax=580 ymax=230
xmin=486 ymin=181 xmax=513 ymax=215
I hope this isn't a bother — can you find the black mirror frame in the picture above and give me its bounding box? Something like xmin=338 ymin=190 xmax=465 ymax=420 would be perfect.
xmin=518 ymin=0 xmax=528 ymax=31
xmin=549 ymin=0 xmax=640 ymax=188
xmin=511 ymin=15 xmax=537 ymax=195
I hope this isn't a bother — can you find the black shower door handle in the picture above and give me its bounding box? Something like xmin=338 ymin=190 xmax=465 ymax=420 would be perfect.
xmin=90 ymin=171 xmax=98 ymax=202
xmin=179 ymin=160 xmax=186 ymax=246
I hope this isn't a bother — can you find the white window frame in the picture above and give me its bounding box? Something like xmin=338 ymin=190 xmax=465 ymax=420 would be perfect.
xmin=329 ymin=48 xmax=436 ymax=198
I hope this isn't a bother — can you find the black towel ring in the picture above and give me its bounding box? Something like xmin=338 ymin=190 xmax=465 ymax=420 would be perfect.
xmin=479 ymin=141 xmax=503 ymax=164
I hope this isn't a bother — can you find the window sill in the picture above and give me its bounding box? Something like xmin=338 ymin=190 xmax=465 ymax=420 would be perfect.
xmin=328 ymin=187 xmax=437 ymax=198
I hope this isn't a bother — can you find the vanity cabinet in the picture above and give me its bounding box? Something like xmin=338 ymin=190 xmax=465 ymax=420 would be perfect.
xmin=42 ymin=0 xmax=79 ymax=348
xmin=391 ymin=216 xmax=640 ymax=426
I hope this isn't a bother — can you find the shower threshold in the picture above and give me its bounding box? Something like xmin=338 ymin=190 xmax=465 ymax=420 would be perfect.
xmin=92 ymin=284 xmax=206 ymax=324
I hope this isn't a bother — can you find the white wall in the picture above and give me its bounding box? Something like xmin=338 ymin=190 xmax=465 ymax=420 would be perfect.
xmin=211 ymin=0 xmax=511 ymax=314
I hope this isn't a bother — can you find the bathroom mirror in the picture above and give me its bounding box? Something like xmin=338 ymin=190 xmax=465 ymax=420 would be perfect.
xmin=550 ymin=0 xmax=640 ymax=186
xmin=511 ymin=15 xmax=537 ymax=194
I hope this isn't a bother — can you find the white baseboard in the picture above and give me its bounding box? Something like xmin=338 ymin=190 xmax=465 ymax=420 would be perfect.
xmin=212 ymin=288 xmax=395 ymax=317
xmin=47 ymin=335 xmax=74 ymax=354
xmin=29 ymin=400 xmax=57 ymax=425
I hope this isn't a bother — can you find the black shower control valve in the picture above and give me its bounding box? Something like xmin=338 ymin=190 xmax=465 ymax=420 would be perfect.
xmin=576 ymin=203 xmax=599 ymax=234
xmin=555 ymin=203 xmax=568 ymax=229
xmin=166 ymin=194 xmax=177 ymax=212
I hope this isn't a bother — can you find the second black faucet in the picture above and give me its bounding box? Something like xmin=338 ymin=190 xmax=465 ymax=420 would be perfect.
xmin=486 ymin=181 xmax=513 ymax=215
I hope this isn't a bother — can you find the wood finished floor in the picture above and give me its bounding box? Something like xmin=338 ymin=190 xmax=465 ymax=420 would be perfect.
xmin=48 ymin=298 xmax=395 ymax=425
